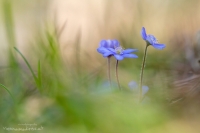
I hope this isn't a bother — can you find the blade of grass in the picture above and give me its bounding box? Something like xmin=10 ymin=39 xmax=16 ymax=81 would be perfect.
xmin=2 ymin=0 xmax=16 ymax=48
xmin=0 ymin=83 xmax=14 ymax=101
xmin=37 ymin=60 xmax=42 ymax=88
xmin=2 ymin=0 xmax=19 ymax=70
xmin=14 ymin=47 xmax=38 ymax=85
xmin=75 ymin=29 xmax=81 ymax=76
xmin=53 ymin=10 xmax=67 ymax=40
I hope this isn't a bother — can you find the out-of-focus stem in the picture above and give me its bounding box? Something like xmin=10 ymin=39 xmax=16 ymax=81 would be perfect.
xmin=107 ymin=56 xmax=111 ymax=88
xmin=115 ymin=60 xmax=121 ymax=90
xmin=139 ymin=44 xmax=149 ymax=101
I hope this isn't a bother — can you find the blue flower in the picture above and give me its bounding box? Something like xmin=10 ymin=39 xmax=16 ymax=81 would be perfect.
xmin=97 ymin=39 xmax=138 ymax=60
xmin=141 ymin=27 xmax=166 ymax=50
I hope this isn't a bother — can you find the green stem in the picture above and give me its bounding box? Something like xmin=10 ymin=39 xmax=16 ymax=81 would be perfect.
xmin=107 ymin=56 xmax=111 ymax=88
xmin=139 ymin=44 xmax=149 ymax=101
xmin=115 ymin=60 xmax=121 ymax=90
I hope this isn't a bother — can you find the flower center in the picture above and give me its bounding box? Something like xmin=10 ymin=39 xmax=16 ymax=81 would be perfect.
xmin=148 ymin=35 xmax=158 ymax=43
xmin=115 ymin=47 xmax=123 ymax=54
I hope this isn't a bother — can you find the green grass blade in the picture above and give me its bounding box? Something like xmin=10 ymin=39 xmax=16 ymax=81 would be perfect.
xmin=0 ymin=83 xmax=14 ymax=101
xmin=14 ymin=47 xmax=38 ymax=84
xmin=2 ymin=0 xmax=16 ymax=48
xmin=2 ymin=0 xmax=19 ymax=67
xmin=37 ymin=60 xmax=42 ymax=88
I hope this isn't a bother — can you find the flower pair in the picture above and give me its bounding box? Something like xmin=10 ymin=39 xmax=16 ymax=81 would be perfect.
xmin=97 ymin=27 xmax=166 ymax=60
xmin=97 ymin=27 xmax=166 ymax=93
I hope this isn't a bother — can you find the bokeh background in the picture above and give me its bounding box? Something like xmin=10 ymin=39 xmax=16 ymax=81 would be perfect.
xmin=1 ymin=0 xmax=200 ymax=133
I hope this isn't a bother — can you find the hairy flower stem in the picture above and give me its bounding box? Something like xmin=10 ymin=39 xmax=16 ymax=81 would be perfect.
xmin=116 ymin=60 xmax=121 ymax=90
xmin=107 ymin=56 xmax=111 ymax=88
xmin=139 ymin=44 xmax=149 ymax=101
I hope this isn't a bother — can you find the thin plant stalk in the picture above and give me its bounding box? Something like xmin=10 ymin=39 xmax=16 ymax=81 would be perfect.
xmin=139 ymin=44 xmax=149 ymax=101
xmin=115 ymin=60 xmax=121 ymax=90
xmin=107 ymin=56 xmax=111 ymax=88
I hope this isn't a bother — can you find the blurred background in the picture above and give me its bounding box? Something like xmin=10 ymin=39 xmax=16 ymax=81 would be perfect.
xmin=0 ymin=0 xmax=200 ymax=132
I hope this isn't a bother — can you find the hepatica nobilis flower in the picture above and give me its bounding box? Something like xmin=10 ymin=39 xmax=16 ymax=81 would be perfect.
xmin=141 ymin=27 xmax=165 ymax=50
xmin=139 ymin=27 xmax=166 ymax=102
xmin=97 ymin=39 xmax=138 ymax=60
xmin=97 ymin=39 xmax=138 ymax=90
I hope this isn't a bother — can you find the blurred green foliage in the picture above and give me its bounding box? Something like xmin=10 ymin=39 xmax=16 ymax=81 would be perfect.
xmin=0 ymin=0 xmax=200 ymax=133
